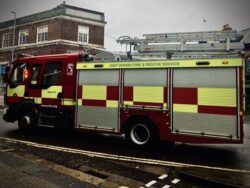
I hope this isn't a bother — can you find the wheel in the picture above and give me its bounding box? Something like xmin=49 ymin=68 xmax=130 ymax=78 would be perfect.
xmin=18 ymin=110 xmax=38 ymax=131
xmin=125 ymin=119 xmax=158 ymax=146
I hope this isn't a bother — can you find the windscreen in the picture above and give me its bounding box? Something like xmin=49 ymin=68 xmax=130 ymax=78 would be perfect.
xmin=10 ymin=63 xmax=27 ymax=84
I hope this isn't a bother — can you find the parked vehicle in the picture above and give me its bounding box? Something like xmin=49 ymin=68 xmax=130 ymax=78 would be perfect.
xmin=2 ymin=52 xmax=244 ymax=146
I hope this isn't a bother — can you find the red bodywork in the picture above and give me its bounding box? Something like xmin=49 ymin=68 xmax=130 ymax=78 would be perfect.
xmin=5 ymin=53 xmax=244 ymax=144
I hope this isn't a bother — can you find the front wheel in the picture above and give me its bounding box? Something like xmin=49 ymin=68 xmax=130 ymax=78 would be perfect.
xmin=125 ymin=120 xmax=158 ymax=147
xmin=18 ymin=110 xmax=38 ymax=131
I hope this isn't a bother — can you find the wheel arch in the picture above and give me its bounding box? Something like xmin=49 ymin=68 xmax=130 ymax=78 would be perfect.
xmin=17 ymin=100 xmax=37 ymax=111
xmin=121 ymin=115 xmax=159 ymax=136
xmin=16 ymin=100 xmax=37 ymax=118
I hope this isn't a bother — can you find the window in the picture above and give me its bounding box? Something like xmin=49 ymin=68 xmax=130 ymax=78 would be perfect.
xmin=246 ymin=58 xmax=250 ymax=73
xmin=0 ymin=64 xmax=7 ymax=92
xmin=78 ymin=26 xmax=89 ymax=44
xmin=19 ymin=29 xmax=29 ymax=45
xmin=31 ymin=64 xmax=41 ymax=84
xmin=2 ymin=33 xmax=12 ymax=47
xmin=42 ymin=62 xmax=62 ymax=85
xmin=37 ymin=25 xmax=48 ymax=42
xmin=11 ymin=63 xmax=27 ymax=84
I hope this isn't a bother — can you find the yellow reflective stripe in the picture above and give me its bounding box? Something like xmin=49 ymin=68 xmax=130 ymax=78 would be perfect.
xmin=24 ymin=97 xmax=41 ymax=104
xmin=198 ymin=88 xmax=236 ymax=107
xmin=31 ymin=81 xmax=37 ymax=84
xmin=78 ymin=99 xmax=82 ymax=106
xmin=77 ymin=58 xmax=242 ymax=70
xmin=123 ymin=101 xmax=133 ymax=106
xmin=173 ymin=104 xmax=198 ymax=113
xmin=35 ymin=97 xmax=42 ymax=104
xmin=7 ymin=85 xmax=25 ymax=97
xmin=42 ymin=86 xmax=62 ymax=99
xmin=62 ymin=99 xmax=75 ymax=106
xmin=82 ymin=85 xmax=107 ymax=100
xmin=106 ymin=100 xmax=118 ymax=108
xmin=134 ymin=86 xmax=163 ymax=103
xmin=24 ymin=97 xmax=33 ymax=99
xmin=163 ymin=103 xmax=168 ymax=109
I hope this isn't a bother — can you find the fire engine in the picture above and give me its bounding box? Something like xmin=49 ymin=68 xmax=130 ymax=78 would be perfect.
xmin=3 ymin=28 xmax=248 ymax=146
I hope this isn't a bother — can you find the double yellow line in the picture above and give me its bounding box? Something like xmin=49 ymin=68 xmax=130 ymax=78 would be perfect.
xmin=0 ymin=136 xmax=249 ymax=174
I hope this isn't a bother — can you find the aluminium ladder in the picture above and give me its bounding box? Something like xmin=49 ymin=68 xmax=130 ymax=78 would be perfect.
xmin=117 ymin=27 xmax=250 ymax=59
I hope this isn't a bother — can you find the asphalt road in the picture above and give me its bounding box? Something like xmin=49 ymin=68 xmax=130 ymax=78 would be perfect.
xmin=0 ymin=111 xmax=250 ymax=173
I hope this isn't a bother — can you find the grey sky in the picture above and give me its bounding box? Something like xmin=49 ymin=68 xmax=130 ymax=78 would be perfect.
xmin=0 ymin=0 xmax=250 ymax=51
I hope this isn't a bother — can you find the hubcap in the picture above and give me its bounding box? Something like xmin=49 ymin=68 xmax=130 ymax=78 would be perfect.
xmin=130 ymin=124 xmax=150 ymax=145
xmin=21 ymin=115 xmax=31 ymax=127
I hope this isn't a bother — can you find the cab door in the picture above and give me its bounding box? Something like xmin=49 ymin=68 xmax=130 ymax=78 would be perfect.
xmin=32 ymin=61 xmax=63 ymax=125
xmin=28 ymin=64 xmax=42 ymax=105
xmin=40 ymin=61 xmax=63 ymax=107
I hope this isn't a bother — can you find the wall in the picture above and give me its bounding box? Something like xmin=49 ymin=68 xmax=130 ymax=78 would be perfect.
xmin=60 ymin=19 xmax=104 ymax=46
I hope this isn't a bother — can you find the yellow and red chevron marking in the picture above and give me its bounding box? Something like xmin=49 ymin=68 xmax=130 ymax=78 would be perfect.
xmin=7 ymin=85 xmax=75 ymax=106
xmin=78 ymin=85 xmax=237 ymax=115
xmin=7 ymin=85 xmax=25 ymax=97
xmin=173 ymin=87 xmax=237 ymax=115
xmin=77 ymin=85 xmax=168 ymax=109
xmin=123 ymin=86 xmax=168 ymax=108
xmin=77 ymin=85 xmax=119 ymax=107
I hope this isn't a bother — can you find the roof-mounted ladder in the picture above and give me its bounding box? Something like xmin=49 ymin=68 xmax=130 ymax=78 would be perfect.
xmin=117 ymin=27 xmax=250 ymax=59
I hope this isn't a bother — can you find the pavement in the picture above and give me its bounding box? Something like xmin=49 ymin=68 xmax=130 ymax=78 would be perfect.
xmin=177 ymin=167 xmax=250 ymax=188
xmin=0 ymin=145 xmax=99 ymax=188
xmin=0 ymin=92 xmax=4 ymax=107
xmin=1 ymin=144 xmax=250 ymax=188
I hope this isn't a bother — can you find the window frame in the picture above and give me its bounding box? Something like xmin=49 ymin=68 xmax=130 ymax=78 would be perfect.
xmin=42 ymin=62 xmax=63 ymax=85
xmin=2 ymin=32 xmax=13 ymax=48
xmin=37 ymin=25 xmax=48 ymax=43
xmin=78 ymin=25 xmax=89 ymax=44
xmin=31 ymin=64 xmax=42 ymax=85
xmin=18 ymin=29 xmax=29 ymax=45
xmin=10 ymin=63 xmax=28 ymax=85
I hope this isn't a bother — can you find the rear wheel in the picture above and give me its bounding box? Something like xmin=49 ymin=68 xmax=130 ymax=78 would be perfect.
xmin=125 ymin=119 xmax=158 ymax=147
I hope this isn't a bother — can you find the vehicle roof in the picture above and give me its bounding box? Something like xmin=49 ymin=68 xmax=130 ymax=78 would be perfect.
xmin=17 ymin=53 xmax=79 ymax=62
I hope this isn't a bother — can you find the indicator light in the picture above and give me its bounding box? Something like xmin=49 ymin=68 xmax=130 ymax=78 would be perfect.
xmin=23 ymin=69 xmax=29 ymax=80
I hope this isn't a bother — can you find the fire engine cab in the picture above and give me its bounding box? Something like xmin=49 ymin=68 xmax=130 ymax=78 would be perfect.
xmin=3 ymin=52 xmax=244 ymax=146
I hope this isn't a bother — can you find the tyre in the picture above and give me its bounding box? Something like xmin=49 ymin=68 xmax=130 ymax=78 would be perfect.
xmin=18 ymin=109 xmax=38 ymax=131
xmin=125 ymin=119 xmax=158 ymax=147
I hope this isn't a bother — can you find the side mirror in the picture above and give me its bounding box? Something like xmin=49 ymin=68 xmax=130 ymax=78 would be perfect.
xmin=84 ymin=54 xmax=95 ymax=62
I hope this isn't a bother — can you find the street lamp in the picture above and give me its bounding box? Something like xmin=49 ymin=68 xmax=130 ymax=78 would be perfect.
xmin=10 ymin=11 xmax=16 ymax=61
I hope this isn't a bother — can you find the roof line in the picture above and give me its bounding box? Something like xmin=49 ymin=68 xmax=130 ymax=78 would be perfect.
xmin=0 ymin=3 xmax=105 ymax=29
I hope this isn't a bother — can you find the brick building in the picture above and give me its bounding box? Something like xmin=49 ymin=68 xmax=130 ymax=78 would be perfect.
xmin=0 ymin=3 xmax=106 ymax=95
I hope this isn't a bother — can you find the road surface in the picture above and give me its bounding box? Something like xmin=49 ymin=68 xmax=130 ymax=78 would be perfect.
xmin=0 ymin=111 xmax=250 ymax=187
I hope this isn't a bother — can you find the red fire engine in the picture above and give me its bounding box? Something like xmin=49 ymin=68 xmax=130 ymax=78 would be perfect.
xmin=3 ymin=52 xmax=244 ymax=146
